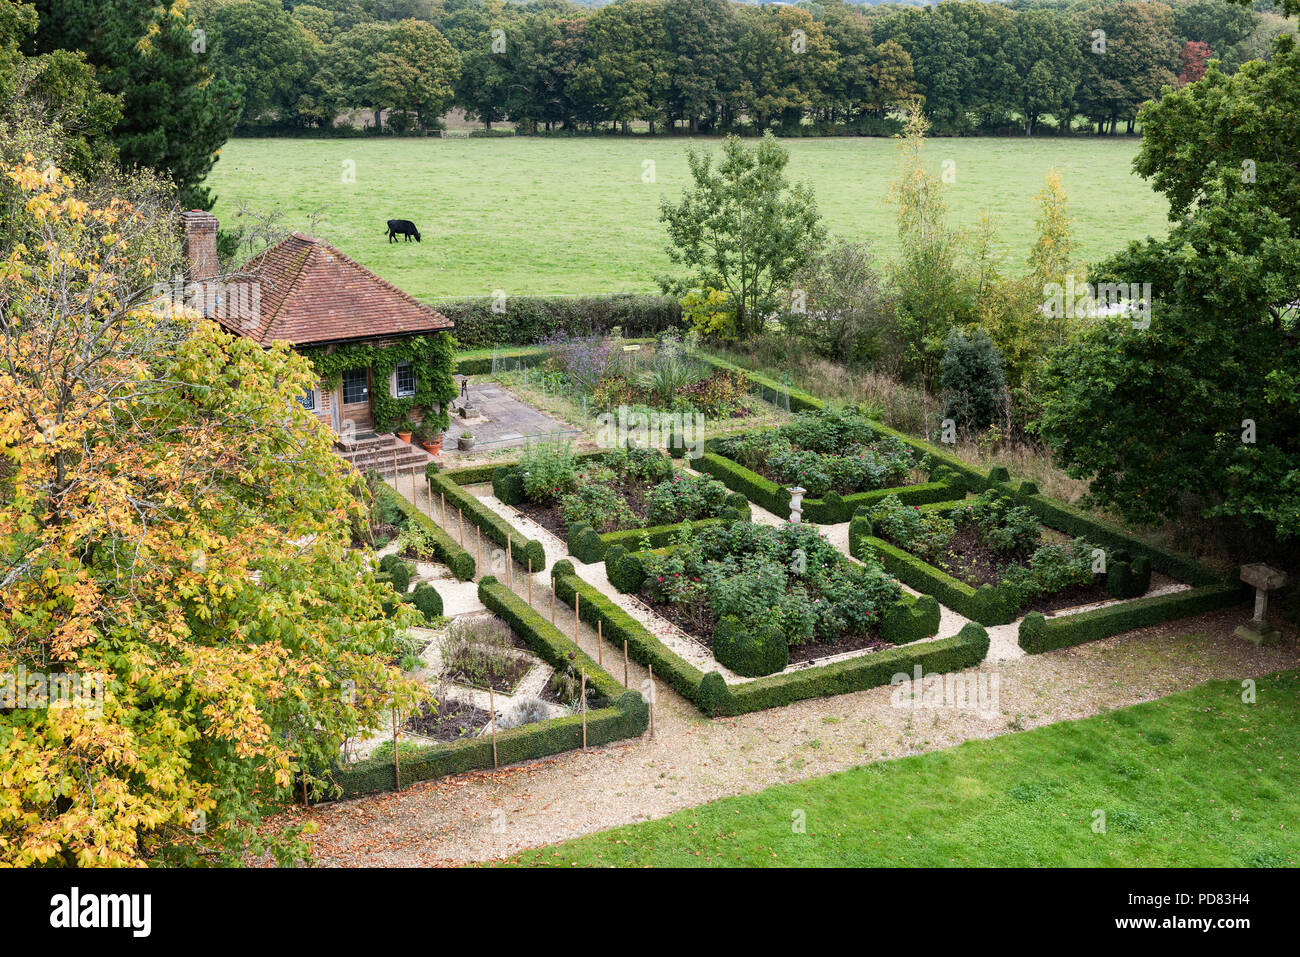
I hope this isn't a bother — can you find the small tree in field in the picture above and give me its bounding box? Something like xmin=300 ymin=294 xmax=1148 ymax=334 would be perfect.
xmin=659 ymin=132 xmax=826 ymax=340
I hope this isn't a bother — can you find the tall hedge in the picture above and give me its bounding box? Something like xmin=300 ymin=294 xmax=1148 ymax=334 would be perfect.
xmin=435 ymin=294 xmax=681 ymax=350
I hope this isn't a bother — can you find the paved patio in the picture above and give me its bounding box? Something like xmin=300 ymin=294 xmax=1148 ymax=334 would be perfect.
xmin=442 ymin=377 xmax=580 ymax=458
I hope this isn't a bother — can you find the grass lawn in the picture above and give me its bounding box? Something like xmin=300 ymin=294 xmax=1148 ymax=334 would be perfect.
xmin=207 ymin=136 xmax=1168 ymax=300
xmin=503 ymin=670 xmax=1300 ymax=867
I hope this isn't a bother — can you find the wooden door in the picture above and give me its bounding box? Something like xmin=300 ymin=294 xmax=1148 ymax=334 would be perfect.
xmin=340 ymin=366 xmax=374 ymax=433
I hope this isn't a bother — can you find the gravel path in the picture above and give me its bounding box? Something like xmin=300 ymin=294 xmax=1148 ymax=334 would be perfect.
xmin=288 ymin=608 xmax=1296 ymax=866
xmin=273 ymin=478 xmax=1300 ymax=866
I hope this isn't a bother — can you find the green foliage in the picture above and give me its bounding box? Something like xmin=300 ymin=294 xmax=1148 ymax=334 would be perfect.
xmin=370 ymin=480 xmax=475 ymax=581
xmin=441 ymin=295 xmax=681 ymax=350
xmin=939 ymin=328 xmax=1008 ymax=434
xmin=431 ymin=472 xmax=547 ymax=573
xmin=328 ymin=577 xmax=646 ymax=799
xmin=644 ymin=473 xmax=730 ymax=525
xmin=304 ymin=332 xmax=458 ymax=435
xmin=378 ymin=554 xmax=411 ymax=594
xmin=1019 ymin=583 xmax=1244 ymax=654
xmin=517 ymin=442 xmax=579 ymax=503
xmin=207 ymin=0 xmax=327 ymax=130
xmin=712 ymin=615 xmax=789 ymax=677
xmin=552 ymin=556 xmax=985 ymax=717
xmin=31 ymin=0 xmax=241 ymax=209
xmin=408 ymin=582 xmax=443 ymax=622
xmin=659 ymin=133 xmax=827 ymax=340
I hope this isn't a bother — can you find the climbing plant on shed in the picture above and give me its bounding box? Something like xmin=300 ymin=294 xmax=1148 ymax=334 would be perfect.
xmin=303 ymin=333 xmax=458 ymax=434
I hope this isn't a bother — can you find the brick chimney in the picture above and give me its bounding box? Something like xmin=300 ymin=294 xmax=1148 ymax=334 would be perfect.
xmin=181 ymin=210 xmax=220 ymax=283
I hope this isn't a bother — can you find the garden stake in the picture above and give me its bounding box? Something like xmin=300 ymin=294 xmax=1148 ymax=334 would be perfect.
xmin=598 ymin=620 xmax=603 ymax=666
xmin=623 ymin=640 xmax=628 ymax=687
xmin=581 ymin=669 xmax=587 ymax=749
xmin=490 ymin=687 xmax=498 ymax=768
xmin=507 ymin=534 xmax=512 ymax=588
xmin=476 ymin=526 xmax=482 ymax=579
xmin=440 ymin=490 xmax=446 ymax=523
xmin=574 ymin=592 xmax=580 ymax=639
xmin=649 ymin=664 xmax=655 ymax=739
xmin=528 ymin=560 xmax=533 ymax=605
xmin=392 ymin=707 xmax=400 ymax=790
xmin=551 ymin=588 xmax=555 ymax=624
xmin=458 ymin=507 xmax=464 ymax=546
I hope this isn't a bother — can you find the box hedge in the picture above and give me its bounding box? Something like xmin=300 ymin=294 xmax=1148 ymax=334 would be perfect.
xmin=370 ymin=481 xmax=475 ymax=581
xmin=697 ymin=442 xmax=964 ymax=524
xmin=407 ymin=582 xmax=443 ymax=621
xmin=1018 ymin=582 xmax=1245 ymax=654
xmin=443 ymin=296 xmax=680 ymax=351
xmin=430 ymin=471 xmax=547 ymax=573
xmin=319 ymin=575 xmax=646 ymax=801
xmin=552 ymin=556 xmax=978 ymax=716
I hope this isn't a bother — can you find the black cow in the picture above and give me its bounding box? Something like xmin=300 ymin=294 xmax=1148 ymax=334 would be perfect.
xmin=386 ymin=219 xmax=421 ymax=243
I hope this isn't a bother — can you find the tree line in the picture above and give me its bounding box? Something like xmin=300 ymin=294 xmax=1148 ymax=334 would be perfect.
xmin=187 ymin=0 xmax=1287 ymax=137
xmin=7 ymin=0 xmax=1289 ymax=207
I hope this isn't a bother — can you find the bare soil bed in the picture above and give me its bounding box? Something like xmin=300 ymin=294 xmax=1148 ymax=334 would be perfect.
xmin=403 ymin=700 xmax=491 ymax=742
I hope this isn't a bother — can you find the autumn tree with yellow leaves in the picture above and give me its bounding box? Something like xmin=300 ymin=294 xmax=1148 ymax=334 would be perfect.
xmin=0 ymin=157 xmax=422 ymax=866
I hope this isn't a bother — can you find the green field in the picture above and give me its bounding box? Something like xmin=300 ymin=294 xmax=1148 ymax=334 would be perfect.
xmin=505 ymin=670 xmax=1300 ymax=867
xmin=207 ymin=136 xmax=1169 ymax=301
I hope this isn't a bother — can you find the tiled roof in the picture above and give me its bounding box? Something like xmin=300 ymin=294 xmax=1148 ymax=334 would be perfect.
xmin=221 ymin=232 xmax=453 ymax=346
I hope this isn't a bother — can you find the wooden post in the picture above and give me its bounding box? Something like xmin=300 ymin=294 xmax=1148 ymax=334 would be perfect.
xmin=648 ymin=664 xmax=655 ymax=739
xmin=507 ymin=534 xmax=512 ymax=589
xmin=392 ymin=707 xmax=401 ymax=789
xmin=528 ymin=559 xmax=533 ymax=606
xmin=440 ymin=490 xmax=446 ymax=523
xmin=623 ymin=640 xmax=629 ymax=687
xmin=574 ymin=591 xmax=580 ymax=638
xmin=581 ymin=669 xmax=587 ymax=749
xmin=597 ymin=620 xmax=603 ymax=667
xmin=458 ymin=507 xmax=464 ymax=546
xmin=551 ymin=588 xmax=555 ymax=625
xmin=475 ymin=526 xmax=481 ymax=579
xmin=490 ymin=687 xmax=498 ymax=769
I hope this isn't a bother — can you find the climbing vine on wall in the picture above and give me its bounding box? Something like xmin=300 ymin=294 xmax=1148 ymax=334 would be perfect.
xmin=303 ymin=333 xmax=458 ymax=434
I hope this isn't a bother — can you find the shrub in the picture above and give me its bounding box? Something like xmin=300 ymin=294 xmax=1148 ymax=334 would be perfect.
xmin=498 ymin=697 xmax=550 ymax=729
xmin=379 ymin=555 xmax=411 ymax=594
xmin=940 ymin=328 xmax=1008 ymax=433
xmin=492 ymin=467 xmax=526 ymax=505
xmin=644 ymin=473 xmax=730 ymax=525
xmin=560 ymin=483 xmax=638 ymax=532
xmin=408 ymin=582 xmax=443 ymax=622
xmin=606 ymin=545 xmax=647 ymax=593
xmin=712 ymin=615 xmax=789 ymax=677
xmin=518 ymin=442 xmax=579 ymax=503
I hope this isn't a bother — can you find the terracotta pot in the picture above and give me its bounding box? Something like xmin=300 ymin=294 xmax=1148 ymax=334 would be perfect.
xmin=422 ymin=440 xmax=442 ymax=454
xmin=397 ymin=431 xmax=412 ymax=443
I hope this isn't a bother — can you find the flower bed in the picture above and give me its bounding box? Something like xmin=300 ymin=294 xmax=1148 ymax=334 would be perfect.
xmin=604 ymin=520 xmax=939 ymax=678
xmin=553 ymin=558 xmax=984 ymax=716
xmin=322 ymin=578 xmax=647 ymax=800
xmin=701 ymin=407 xmax=964 ymax=523
xmin=854 ymin=491 xmax=1156 ymax=625
xmin=521 ymin=331 xmax=757 ymax=419
xmin=491 ymin=443 xmax=751 ymax=563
